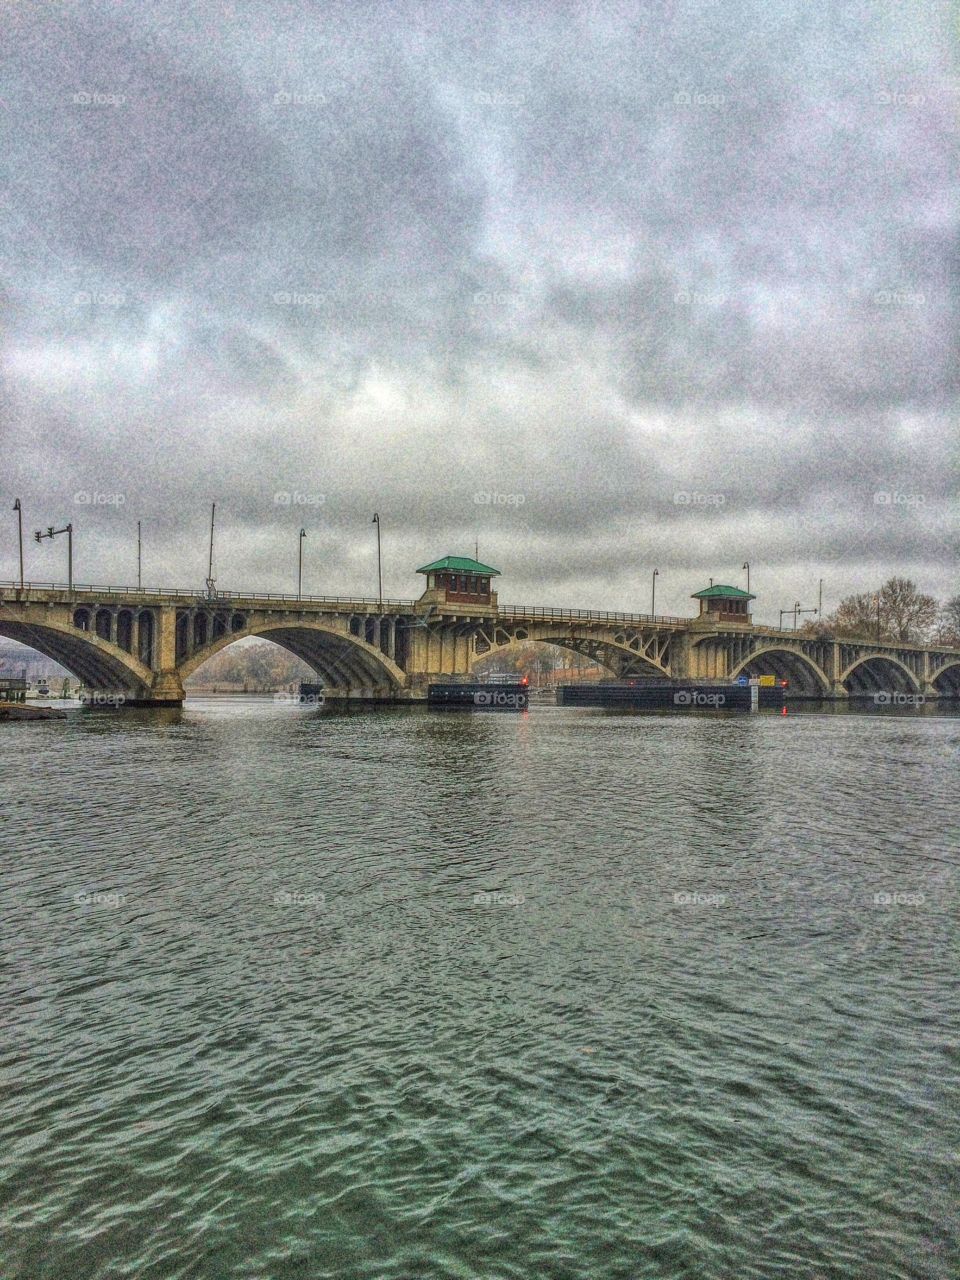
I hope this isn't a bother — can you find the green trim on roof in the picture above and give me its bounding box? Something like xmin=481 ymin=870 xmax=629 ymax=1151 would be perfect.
xmin=416 ymin=556 xmax=501 ymax=576
xmin=692 ymin=584 xmax=755 ymax=600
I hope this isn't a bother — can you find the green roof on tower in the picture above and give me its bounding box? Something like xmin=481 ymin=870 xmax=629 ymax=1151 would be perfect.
xmin=692 ymin=584 xmax=755 ymax=600
xmin=416 ymin=556 xmax=501 ymax=576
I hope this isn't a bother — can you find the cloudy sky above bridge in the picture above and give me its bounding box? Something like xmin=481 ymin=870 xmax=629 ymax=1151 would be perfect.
xmin=2 ymin=0 xmax=957 ymax=620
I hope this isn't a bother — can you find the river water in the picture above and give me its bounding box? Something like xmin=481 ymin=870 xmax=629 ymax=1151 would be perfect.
xmin=2 ymin=698 xmax=958 ymax=1279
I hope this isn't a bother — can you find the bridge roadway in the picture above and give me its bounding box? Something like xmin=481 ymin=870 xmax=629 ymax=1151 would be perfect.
xmin=2 ymin=581 xmax=959 ymax=706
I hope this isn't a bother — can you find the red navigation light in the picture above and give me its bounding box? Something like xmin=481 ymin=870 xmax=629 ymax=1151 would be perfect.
xmin=521 ymin=676 xmax=528 ymax=685
xmin=779 ymin=680 xmax=788 ymax=687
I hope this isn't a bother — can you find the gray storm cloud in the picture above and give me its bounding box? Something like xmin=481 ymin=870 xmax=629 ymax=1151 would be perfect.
xmin=1 ymin=0 xmax=956 ymax=620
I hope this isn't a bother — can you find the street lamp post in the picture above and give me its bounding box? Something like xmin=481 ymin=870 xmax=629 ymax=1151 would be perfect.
xmin=13 ymin=499 xmax=23 ymax=590
xmin=137 ymin=520 xmax=142 ymax=591
xmin=298 ymin=527 xmax=306 ymax=600
xmin=742 ymin=562 xmax=750 ymax=595
xmin=371 ymin=513 xmax=382 ymax=609
xmin=651 ymin=567 xmax=659 ymax=616
xmin=875 ymin=593 xmax=881 ymax=642
xmin=205 ymin=503 xmax=217 ymax=598
xmin=34 ymin=522 xmax=73 ymax=589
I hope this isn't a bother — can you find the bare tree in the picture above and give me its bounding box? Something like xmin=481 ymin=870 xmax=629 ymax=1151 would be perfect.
xmin=878 ymin=577 xmax=937 ymax=643
xmin=826 ymin=579 xmax=938 ymax=643
xmin=828 ymin=592 xmax=886 ymax=641
xmin=935 ymin=595 xmax=960 ymax=645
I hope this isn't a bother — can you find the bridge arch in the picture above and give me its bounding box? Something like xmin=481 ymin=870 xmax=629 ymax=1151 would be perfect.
xmin=929 ymin=660 xmax=960 ymax=697
xmin=840 ymin=654 xmax=922 ymax=695
xmin=469 ymin=627 xmax=669 ymax=680
xmin=730 ymin=646 xmax=831 ymax=696
xmin=471 ymin=635 xmax=621 ymax=679
xmin=177 ymin=620 xmax=407 ymax=694
xmin=0 ymin=617 xmax=155 ymax=697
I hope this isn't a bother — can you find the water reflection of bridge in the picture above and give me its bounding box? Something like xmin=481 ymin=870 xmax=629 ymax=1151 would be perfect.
xmin=2 ymin=580 xmax=958 ymax=706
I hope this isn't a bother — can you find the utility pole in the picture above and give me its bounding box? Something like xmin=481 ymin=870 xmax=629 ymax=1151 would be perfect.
xmin=13 ymin=499 xmax=23 ymax=590
xmin=818 ymin=577 xmax=823 ymax=620
xmin=205 ymin=503 xmax=216 ymax=597
xmin=793 ymin=602 xmax=818 ymax=631
xmin=298 ymin=527 xmax=306 ymax=600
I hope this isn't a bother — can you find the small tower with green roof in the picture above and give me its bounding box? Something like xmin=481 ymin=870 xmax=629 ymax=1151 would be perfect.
xmin=691 ymin=583 xmax=755 ymax=625
xmin=416 ymin=555 xmax=500 ymax=612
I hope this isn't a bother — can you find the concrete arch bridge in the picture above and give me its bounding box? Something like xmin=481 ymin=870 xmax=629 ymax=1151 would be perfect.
xmin=1 ymin=582 xmax=958 ymax=706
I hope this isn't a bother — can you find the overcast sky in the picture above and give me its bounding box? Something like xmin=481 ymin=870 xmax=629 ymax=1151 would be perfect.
xmin=2 ymin=0 xmax=956 ymax=622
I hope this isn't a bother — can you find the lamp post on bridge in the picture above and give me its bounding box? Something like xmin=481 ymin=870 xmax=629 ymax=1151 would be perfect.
xmin=34 ymin=522 xmax=73 ymax=590
xmin=137 ymin=520 xmax=142 ymax=591
xmin=13 ymin=499 xmax=24 ymax=590
xmin=205 ymin=503 xmax=217 ymax=598
xmin=874 ymin=592 xmax=881 ymax=642
xmin=298 ymin=527 xmax=306 ymax=600
xmin=371 ymin=513 xmax=382 ymax=609
xmin=743 ymin=562 xmax=750 ymax=595
xmin=651 ymin=568 xmax=659 ymax=617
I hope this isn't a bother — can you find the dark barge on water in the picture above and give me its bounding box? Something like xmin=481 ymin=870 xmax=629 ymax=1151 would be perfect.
xmin=429 ymin=681 xmax=529 ymax=710
xmin=557 ymin=678 xmax=786 ymax=710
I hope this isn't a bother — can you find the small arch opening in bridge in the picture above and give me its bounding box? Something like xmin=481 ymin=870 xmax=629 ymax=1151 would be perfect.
xmin=95 ymin=608 xmax=112 ymax=641
xmin=73 ymin=608 xmax=91 ymax=631
xmin=117 ymin=610 xmax=134 ymax=653
xmin=137 ymin=611 xmax=155 ymax=666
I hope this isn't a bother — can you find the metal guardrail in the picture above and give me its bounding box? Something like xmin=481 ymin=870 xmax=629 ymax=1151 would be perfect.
xmin=0 ymin=582 xmax=678 ymax=623
xmin=0 ymin=581 xmax=415 ymax=608
xmin=500 ymin=605 xmax=684 ymax=625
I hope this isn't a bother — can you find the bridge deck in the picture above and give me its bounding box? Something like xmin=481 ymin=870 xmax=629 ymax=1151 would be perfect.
xmin=1 ymin=582 xmax=958 ymax=658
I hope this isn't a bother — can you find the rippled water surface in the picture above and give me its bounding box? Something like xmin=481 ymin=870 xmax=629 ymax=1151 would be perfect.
xmin=2 ymin=698 xmax=959 ymax=1279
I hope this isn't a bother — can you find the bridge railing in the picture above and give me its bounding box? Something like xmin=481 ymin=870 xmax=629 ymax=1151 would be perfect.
xmin=1 ymin=582 xmax=679 ymax=624
xmin=0 ymin=581 xmax=416 ymax=608
xmin=499 ymin=605 xmax=684 ymax=625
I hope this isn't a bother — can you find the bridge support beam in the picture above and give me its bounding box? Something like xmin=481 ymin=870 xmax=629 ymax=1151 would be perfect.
xmin=143 ymin=670 xmax=186 ymax=706
xmin=670 ymin=632 xmax=691 ymax=680
xmin=139 ymin=606 xmax=186 ymax=705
